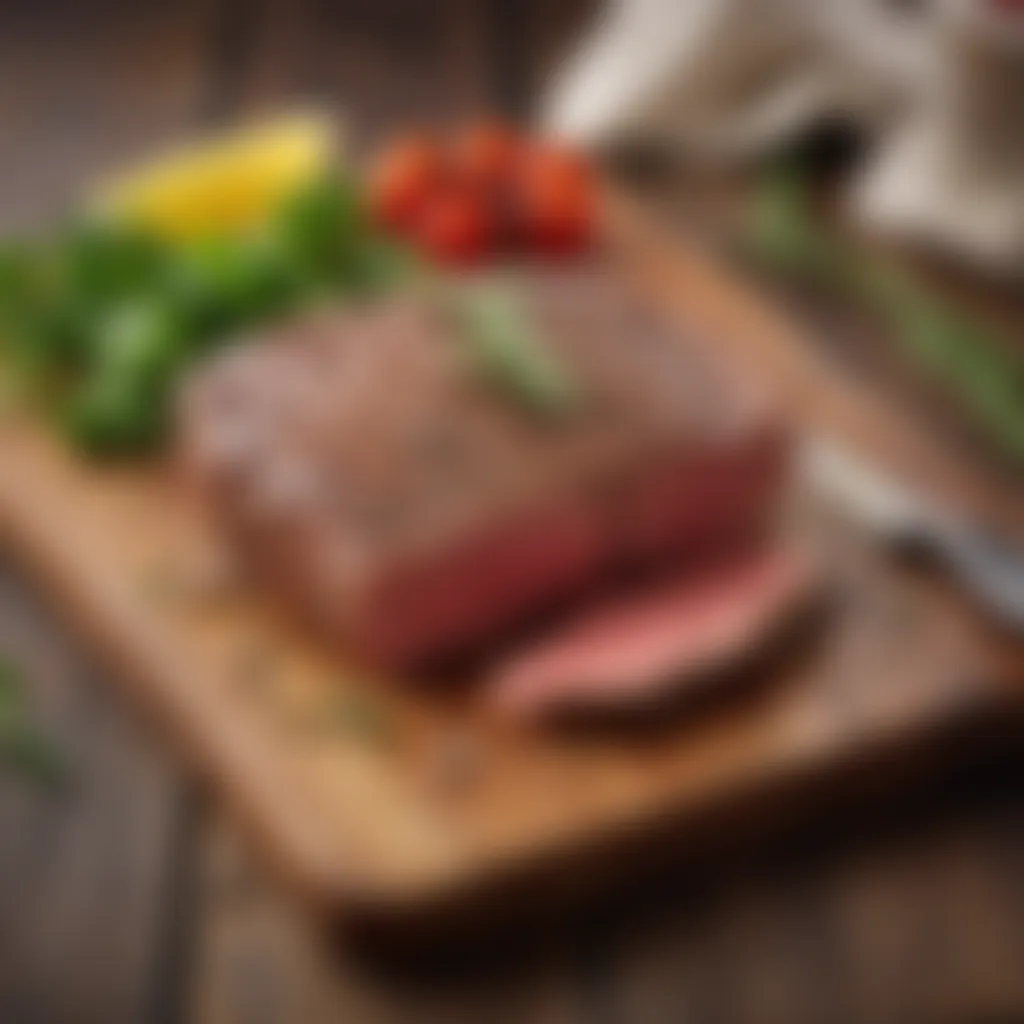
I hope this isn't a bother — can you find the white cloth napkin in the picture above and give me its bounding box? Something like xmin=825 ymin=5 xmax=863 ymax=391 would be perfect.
xmin=545 ymin=0 xmax=1024 ymax=273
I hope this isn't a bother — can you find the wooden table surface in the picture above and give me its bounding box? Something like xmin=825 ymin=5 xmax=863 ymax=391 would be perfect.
xmin=1 ymin=3 xmax=1023 ymax=1022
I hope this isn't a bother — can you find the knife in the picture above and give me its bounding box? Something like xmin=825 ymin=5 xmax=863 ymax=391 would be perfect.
xmin=800 ymin=437 xmax=1024 ymax=633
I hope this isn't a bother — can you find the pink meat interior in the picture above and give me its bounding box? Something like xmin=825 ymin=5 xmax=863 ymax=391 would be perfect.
xmin=487 ymin=544 xmax=815 ymax=718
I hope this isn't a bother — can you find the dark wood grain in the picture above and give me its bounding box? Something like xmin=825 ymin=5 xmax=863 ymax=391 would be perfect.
xmin=0 ymin=4 xmax=223 ymax=1022
xmin=0 ymin=0 xmax=228 ymax=228
xmin=569 ymin=778 xmax=1024 ymax=1024
xmin=175 ymin=773 xmax=1024 ymax=1024
xmin=187 ymin=815 xmax=588 ymax=1024
xmin=214 ymin=0 xmax=494 ymax=150
xmin=0 ymin=560 xmax=196 ymax=1024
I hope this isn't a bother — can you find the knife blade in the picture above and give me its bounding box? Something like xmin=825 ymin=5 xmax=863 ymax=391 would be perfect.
xmin=800 ymin=437 xmax=929 ymax=541
xmin=800 ymin=437 xmax=1024 ymax=633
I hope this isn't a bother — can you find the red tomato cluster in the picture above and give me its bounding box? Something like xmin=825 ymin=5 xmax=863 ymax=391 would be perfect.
xmin=368 ymin=123 xmax=596 ymax=266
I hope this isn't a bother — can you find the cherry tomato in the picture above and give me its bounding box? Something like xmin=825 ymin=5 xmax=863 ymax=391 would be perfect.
xmin=521 ymin=189 xmax=592 ymax=256
xmin=516 ymin=146 xmax=595 ymax=257
xmin=512 ymin=141 xmax=596 ymax=256
xmin=415 ymin=190 xmax=493 ymax=266
xmin=452 ymin=121 xmax=522 ymax=192
xmin=519 ymin=142 xmax=594 ymax=203
xmin=368 ymin=135 xmax=446 ymax=234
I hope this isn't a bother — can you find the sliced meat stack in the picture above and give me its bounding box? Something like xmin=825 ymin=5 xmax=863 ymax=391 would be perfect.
xmin=180 ymin=267 xmax=789 ymax=672
xmin=489 ymin=545 xmax=816 ymax=717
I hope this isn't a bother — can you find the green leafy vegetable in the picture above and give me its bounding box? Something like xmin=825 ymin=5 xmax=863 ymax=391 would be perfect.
xmin=0 ymin=172 xmax=412 ymax=457
xmin=347 ymin=236 xmax=419 ymax=297
xmin=274 ymin=173 xmax=363 ymax=282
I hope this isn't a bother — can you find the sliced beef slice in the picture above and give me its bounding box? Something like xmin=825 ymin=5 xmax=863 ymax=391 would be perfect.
xmin=487 ymin=545 xmax=817 ymax=718
xmin=180 ymin=267 xmax=788 ymax=667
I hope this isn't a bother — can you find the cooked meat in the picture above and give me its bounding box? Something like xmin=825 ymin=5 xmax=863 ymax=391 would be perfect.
xmin=487 ymin=545 xmax=816 ymax=717
xmin=180 ymin=267 xmax=788 ymax=667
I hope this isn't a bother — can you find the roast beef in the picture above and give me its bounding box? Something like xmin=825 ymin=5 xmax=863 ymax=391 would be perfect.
xmin=487 ymin=545 xmax=816 ymax=718
xmin=180 ymin=268 xmax=788 ymax=667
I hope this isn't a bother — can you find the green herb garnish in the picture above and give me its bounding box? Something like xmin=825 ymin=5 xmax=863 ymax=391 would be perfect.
xmin=744 ymin=163 xmax=1024 ymax=465
xmin=452 ymin=281 xmax=579 ymax=421
xmin=0 ymin=658 xmax=69 ymax=791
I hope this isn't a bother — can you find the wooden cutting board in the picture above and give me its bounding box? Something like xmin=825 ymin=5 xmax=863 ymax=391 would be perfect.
xmin=1 ymin=195 xmax=1020 ymax=938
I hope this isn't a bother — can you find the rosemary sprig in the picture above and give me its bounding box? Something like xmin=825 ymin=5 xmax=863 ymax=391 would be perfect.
xmin=449 ymin=280 xmax=580 ymax=421
xmin=744 ymin=163 xmax=1024 ymax=465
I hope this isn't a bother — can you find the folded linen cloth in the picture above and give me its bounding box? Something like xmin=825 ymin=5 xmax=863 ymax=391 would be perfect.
xmin=545 ymin=0 xmax=1024 ymax=273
